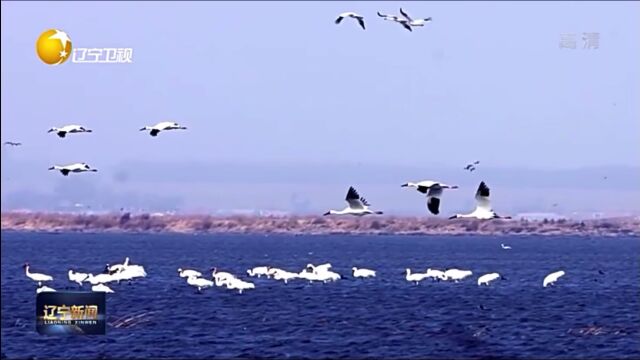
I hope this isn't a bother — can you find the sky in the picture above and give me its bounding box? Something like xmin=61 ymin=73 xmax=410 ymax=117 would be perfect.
xmin=1 ymin=1 xmax=639 ymax=215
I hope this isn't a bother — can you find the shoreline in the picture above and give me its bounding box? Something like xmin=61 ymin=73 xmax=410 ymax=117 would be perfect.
xmin=1 ymin=212 xmax=638 ymax=237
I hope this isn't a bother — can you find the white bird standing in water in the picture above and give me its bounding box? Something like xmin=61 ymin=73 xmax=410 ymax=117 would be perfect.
xmin=443 ymin=268 xmax=473 ymax=282
xmin=178 ymin=268 xmax=202 ymax=278
xmin=335 ymin=12 xmax=366 ymax=30
xmin=91 ymin=283 xmax=115 ymax=293
xmin=85 ymin=273 xmax=113 ymax=285
xmin=298 ymin=270 xmax=323 ymax=283
xmin=139 ymin=121 xmax=187 ymax=137
xmin=110 ymin=266 xmax=147 ymax=283
xmin=210 ymin=267 xmax=237 ymax=286
xmin=324 ymin=187 xmax=383 ymax=216
xmin=186 ymin=275 xmax=214 ymax=293
xmin=449 ymin=181 xmax=511 ymax=220
xmin=317 ymin=270 xmax=342 ymax=283
xmin=247 ymin=266 xmax=271 ymax=278
xmin=47 ymin=124 xmax=93 ymax=138
xmin=401 ymin=180 xmax=459 ymax=215
xmin=296 ymin=263 xmax=338 ymax=283
xmin=105 ymin=258 xmax=146 ymax=284
xmin=36 ymin=284 xmax=57 ymax=293
xmin=352 ymin=267 xmax=376 ymax=278
xmin=543 ymin=270 xmax=566 ymax=287
xmin=23 ymin=263 xmax=53 ymax=283
xmin=425 ymin=268 xmax=447 ymax=281
xmin=405 ymin=269 xmax=429 ymax=284
xmin=501 ymin=243 xmax=512 ymax=250
xmin=269 ymin=269 xmax=299 ymax=284
xmin=477 ymin=273 xmax=504 ymax=286
xmin=305 ymin=263 xmax=333 ymax=273
xmin=68 ymin=269 xmax=89 ymax=286
xmin=106 ymin=257 xmax=130 ymax=274
xmin=218 ymin=277 xmax=256 ymax=294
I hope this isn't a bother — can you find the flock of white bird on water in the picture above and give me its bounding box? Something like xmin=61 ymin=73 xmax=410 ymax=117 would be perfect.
xmin=25 ymin=257 xmax=147 ymax=294
xmin=25 ymin=249 xmax=567 ymax=295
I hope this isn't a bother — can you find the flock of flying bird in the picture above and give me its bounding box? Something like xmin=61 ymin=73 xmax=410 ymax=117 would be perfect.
xmin=5 ymin=119 xmax=502 ymax=219
xmin=324 ymin=180 xmax=511 ymax=220
xmin=3 ymin=122 xmax=187 ymax=176
xmin=24 ymin=251 xmax=568 ymax=296
xmin=335 ymin=8 xmax=432 ymax=32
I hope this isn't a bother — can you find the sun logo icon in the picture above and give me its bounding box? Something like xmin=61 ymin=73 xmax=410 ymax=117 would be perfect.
xmin=36 ymin=29 xmax=72 ymax=65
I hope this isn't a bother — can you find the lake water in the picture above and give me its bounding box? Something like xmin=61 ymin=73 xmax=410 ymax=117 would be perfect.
xmin=1 ymin=232 xmax=639 ymax=359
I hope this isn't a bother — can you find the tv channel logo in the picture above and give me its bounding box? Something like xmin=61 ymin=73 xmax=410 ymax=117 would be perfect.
xmin=36 ymin=29 xmax=133 ymax=65
xmin=36 ymin=292 xmax=106 ymax=335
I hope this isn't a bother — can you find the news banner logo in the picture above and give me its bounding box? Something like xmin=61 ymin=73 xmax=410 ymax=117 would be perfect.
xmin=36 ymin=292 xmax=106 ymax=335
xmin=559 ymin=32 xmax=600 ymax=50
xmin=36 ymin=29 xmax=133 ymax=65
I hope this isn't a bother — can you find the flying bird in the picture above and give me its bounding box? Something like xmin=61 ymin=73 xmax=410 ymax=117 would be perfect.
xmin=401 ymin=180 xmax=458 ymax=215
xmin=335 ymin=12 xmax=366 ymax=30
xmin=376 ymin=12 xmax=412 ymax=31
xmin=399 ymin=8 xmax=433 ymax=27
xmin=464 ymin=161 xmax=480 ymax=172
xmin=377 ymin=11 xmax=401 ymax=21
xmin=139 ymin=122 xmax=187 ymax=137
xmin=48 ymin=162 xmax=98 ymax=176
xmin=3 ymin=141 xmax=21 ymax=146
xmin=324 ymin=186 xmax=383 ymax=216
xmin=396 ymin=20 xmax=413 ymax=32
xmin=47 ymin=125 xmax=93 ymax=138
xmin=449 ymin=181 xmax=511 ymax=220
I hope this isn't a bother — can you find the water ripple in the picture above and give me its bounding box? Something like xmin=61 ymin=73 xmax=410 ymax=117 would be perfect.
xmin=1 ymin=232 xmax=638 ymax=359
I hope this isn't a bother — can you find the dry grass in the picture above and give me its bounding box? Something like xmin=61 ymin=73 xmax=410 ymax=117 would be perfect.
xmin=1 ymin=212 xmax=638 ymax=236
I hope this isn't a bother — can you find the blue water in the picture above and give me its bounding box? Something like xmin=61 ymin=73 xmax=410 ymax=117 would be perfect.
xmin=1 ymin=232 xmax=639 ymax=359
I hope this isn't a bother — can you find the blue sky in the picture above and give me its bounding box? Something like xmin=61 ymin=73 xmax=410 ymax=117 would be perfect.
xmin=1 ymin=1 xmax=639 ymax=214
